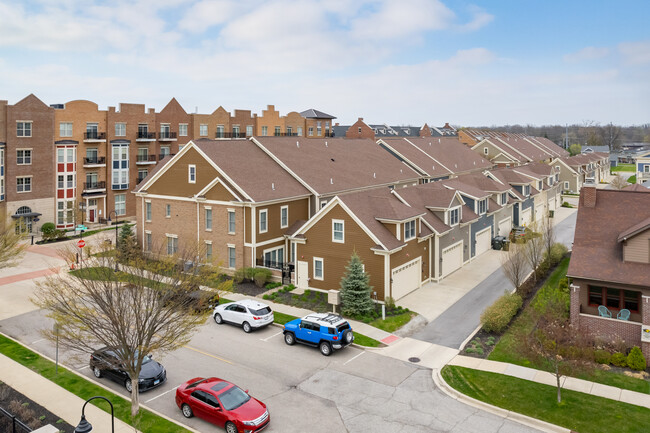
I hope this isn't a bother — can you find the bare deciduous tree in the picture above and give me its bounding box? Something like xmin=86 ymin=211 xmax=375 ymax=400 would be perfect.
xmin=33 ymin=243 xmax=232 ymax=417
xmin=501 ymin=244 xmax=528 ymax=291
xmin=599 ymin=122 xmax=621 ymax=152
xmin=523 ymin=224 xmax=545 ymax=283
xmin=610 ymin=174 xmax=629 ymax=190
xmin=0 ymin=216 xmax=27 ymax=268
xmin=541 ymin=215 xmax=555 ymax=263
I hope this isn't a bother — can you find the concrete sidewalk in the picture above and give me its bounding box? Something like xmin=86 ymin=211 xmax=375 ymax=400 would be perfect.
xmin=0 ymin=352 xmax=139 ymax=433
xmin=448 ymin=355 xmax=650 ymax=409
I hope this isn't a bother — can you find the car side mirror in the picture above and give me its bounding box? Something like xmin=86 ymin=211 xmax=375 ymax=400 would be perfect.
xmin=244 ymin=389 xmax=249 ymax=394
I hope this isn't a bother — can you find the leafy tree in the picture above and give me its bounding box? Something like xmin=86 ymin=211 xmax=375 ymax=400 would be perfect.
xmin=0 ymin=216 xmax=27 ymax=268
xmin=568 ymin=143 xmax=582 ymax=156
xmin=33 ymin=243 xmax=231 ymax=417
xmin=340 ymin=252 xmax=373 ymax=316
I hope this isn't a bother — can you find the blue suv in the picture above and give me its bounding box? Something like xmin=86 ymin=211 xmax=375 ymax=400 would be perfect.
xmin=283 ymin=313 xmax=354 ymax=356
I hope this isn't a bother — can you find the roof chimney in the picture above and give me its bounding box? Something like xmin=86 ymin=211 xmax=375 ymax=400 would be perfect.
xmin=582 ymin=181 xmax=597 ymax=208
xmin=444 ymin=123 xmax=450 ymax=128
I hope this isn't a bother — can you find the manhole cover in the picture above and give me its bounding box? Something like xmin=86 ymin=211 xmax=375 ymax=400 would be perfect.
xmin=408 ymin=357 xmax=421 ymax=363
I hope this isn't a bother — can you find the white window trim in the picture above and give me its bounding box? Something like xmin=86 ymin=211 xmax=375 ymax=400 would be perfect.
xmin=165 ymin=203 xmax=171 ymax=218
xmin=280 ymin=205 xmax=289 ymax=229
xmin=313 ymin=257 xmax=324 ymax=280
xmin=205 ymin=206 xmax=212 ymax=231
xmin=227 ymin=209 xmax=236 ymax=234
xmin=483 ymin=147 xmax=488 ymax=155
xmin=449 ymin=206 xmax=461 ymax=226
xmin=188 ymin=164 xmax=196 ymax=183
xmin=16 ymin=175 xmax=33 ymax=193
xmin=16 ymin=121 xmax=33 ymax=137
xmin=332 ymin=219 xmax=345 ymax=243
xmin=145 ymin=200 xmax=152 ymax=222
xmin=259 ymin=209 xmax=268 ymax=234
xmin=564 ymin=181 xmax=569 ymax=190
xmin=179 ymin=123 xmax=188 ymax=136
xmin=16 ymin=148 xmax=32 ymax=165
xmin=404 ymin=219 xmax=416 ymax=241
xmin=200 ymin=124 xmax=208 ymax=137
xmin=227 ymin=244 xmax=236 ymax=269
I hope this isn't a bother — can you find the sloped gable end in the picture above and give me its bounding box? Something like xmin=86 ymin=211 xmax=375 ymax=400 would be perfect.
xmin=146 ymin=147 xmax=218 ymax=196
xmin=159 ymin=97 xmax=188 ymax=116
xmin=203 ymin=179 xmax=240 ymax=202
xmin=14 ymin=93 xmax=50 ymax=110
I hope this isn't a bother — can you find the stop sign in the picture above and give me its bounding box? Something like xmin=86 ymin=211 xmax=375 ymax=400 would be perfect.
xmin=77 ymin=239 xmax=86 ymax=248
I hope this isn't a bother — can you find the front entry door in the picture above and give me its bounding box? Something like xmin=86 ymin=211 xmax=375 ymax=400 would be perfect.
xmin=297 ymin=261 xmax=308 ymax=289
xmin=89 ymin=209 xmax=95 ymax=222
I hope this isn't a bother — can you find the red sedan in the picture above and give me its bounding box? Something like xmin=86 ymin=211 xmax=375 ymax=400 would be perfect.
xmin=176 ymin=377 xmax=269 ymax=433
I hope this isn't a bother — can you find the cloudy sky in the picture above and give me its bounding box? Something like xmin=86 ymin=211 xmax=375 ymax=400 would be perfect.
xmin=0 ymin=0 xmax=648 ymax=126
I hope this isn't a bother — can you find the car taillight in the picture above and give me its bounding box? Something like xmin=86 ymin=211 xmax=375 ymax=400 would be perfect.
xmin=333 ymin=336 xmax=338 ymax=340
xmin=253 ymin=316 xmax=261 ymax=320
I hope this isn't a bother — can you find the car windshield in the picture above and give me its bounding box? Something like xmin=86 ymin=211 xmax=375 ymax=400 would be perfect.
xmin=219 ymin=386 xmax=251 ymax=411
xmin=249 ymin=306 xmax=271 ymax=316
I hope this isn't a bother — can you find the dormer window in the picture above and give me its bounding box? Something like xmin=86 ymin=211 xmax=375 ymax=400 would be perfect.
xmin=483 ymin=147 xmax=488 ymax=155
xmin=501 ymin=192 xmax=507 ymax=205
xmin=478 ymin=199 xmax=487 ymax=215
xmin=404 ymin=220 xmax=416 ymax=241
xmin=449 ymin=207 xmax=460 ymax=226
xmin=523 ymin=185 xmax=530 ymax=196
xmin=538 ymin=181 xmax=542 ymax=190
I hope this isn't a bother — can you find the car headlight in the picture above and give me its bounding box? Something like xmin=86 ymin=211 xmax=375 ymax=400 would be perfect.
xmin=242 ymin=420 xmax=255 ymax=426
xmin=138 ymin=379 xmax=145 ymax=383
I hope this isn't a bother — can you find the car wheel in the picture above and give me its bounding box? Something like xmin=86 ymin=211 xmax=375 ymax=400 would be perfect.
xmin=181 ymin=403 xmax=193 ymax=418
xmin=284 ymin=332 xmax=295 ymax=345
xmin=343 ymin=329 xmax=353 ymax=344
xmin=225 ymin=421 xmax=238 ymax=433
xmin=242 ymin=322 xmax=252 ymax=333
xmin=214 ymin=313 xmax=223 ymax=324
xmin=92 ymin=366 xmax=102 ymax=378
xmin=125 ymin=379 xmax=133 ymax=393
xmin=319 ymin=341 xmax=332 ymax=356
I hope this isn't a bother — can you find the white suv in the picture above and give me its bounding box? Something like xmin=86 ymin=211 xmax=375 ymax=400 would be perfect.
xmin=213 ymin=299 xmax=274 ymax=333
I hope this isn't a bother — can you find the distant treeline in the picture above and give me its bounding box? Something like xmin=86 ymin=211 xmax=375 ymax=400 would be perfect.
xmin=460 ymin=123 xmax=650 ymax=151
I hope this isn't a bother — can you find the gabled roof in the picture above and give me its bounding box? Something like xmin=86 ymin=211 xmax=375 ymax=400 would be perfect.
xmin=378 ymin=138 xmax=452 ymax=177
xmin=496 ymin=137 xmax=550 ymax=162
xmin=567 ymin=189 xmax=650 ymax=287
xmin=488 ymin=167 xmax=534 ymax=185
xmin=252 ymin=137 xmax=420 ymax=196
xmin=454 ymin=172 xmax=511 ymax=193
xmin=514 ymin=162 xmax=553 ymax=179
xmin=623 ymin=183 xmax=650 ymax=192
xmin=617 ymin=216 xmax=650 ymax=242
xmin=403 ymin=137 xmax=493 ymax=175
xmin=300 ymin=109 xmax=336 ymax=119
xmin=440 ymin=177 xmax=491 ymax=200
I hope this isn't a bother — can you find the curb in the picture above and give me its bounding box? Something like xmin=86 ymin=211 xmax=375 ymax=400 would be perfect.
xmin=432 ymin=367 xmax=570 ymax=433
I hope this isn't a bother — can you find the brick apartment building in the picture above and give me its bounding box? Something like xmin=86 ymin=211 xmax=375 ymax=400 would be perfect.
xmin=0 ymin=94 xmax=336 ymax=234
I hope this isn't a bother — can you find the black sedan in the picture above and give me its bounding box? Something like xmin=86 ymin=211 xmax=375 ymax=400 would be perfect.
xmin=89 ymin=347 xmax=166 ymax=393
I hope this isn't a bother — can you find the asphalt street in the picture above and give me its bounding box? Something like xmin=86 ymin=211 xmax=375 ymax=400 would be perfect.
xmin=412 ymin=212 xmax=577 ymax=348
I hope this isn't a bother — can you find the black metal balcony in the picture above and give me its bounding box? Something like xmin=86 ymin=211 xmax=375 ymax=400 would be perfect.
xmin=136 ymin=155 xmax=158 ymax=163
xmin=84 ymin=131 xmax=106 ymax=140
xmin=272 ymin=132 xmax=300 ymax=137
xmin=159 ymin=131 xmax=177 ymax=140
xmin=255 ymin=258 xmax=283 ymax=270
xmin=216 ymin=132 xmax=247 ymax=139
xmin=137 ymin=131 xmax=156 ymax=139
xmin=83 ymin=181 xmax=106 ymax=190
xmin=159 ymin=153 xmax=175 ymax=160
xmin=83 ymin=156 xmax=106 ymax=165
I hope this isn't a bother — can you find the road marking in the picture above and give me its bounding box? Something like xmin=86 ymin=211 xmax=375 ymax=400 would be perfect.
xmin=145 ymin=385 xmax=179 ymax=403
xmin=343 ymin=351 xmax=364 ymax=365
xmin=31 ymin=339 xmax=45 ymax=344
xmin=260 ymin=331 xmax=282 ymax=342
xmin=78 ymin=365 xmax=90 ymax=371
xmin=183 ymin=345 xmax=233 ymax=365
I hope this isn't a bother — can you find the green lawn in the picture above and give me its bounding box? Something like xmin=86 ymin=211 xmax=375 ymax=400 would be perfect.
xmin=369 ymin=311 xmax=416 ymax=333
xmin=611 ymin=164 xmax=636 ymax=172
xmin=489 ymin=258 xmax=650 ymax=394
xmin=0 ymin=334 xmax=191 ymax=432
xmin=442 ymin=366 xmax=650 ymax=433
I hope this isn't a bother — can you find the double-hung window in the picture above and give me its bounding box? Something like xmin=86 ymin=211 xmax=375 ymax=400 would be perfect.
xmin=111 ymin=144 xmax=129 ymax=189
xmin=145 ymin=201 xmax=152 ymax=221
xmin=145 ymin=232 xmax=152 ymax=251
xmin=188 ymin=165 xmax=196 ymax=183
xmin=261 ymin=126 xmax=268 ymax=136
xmin=17 ymin=122 xmax=32 ymax=137
xmin=16 ymin=149 xmax=31 ymax=165
xmin=259 ymin=209 xmax=267 ymax=233
xmin=115 ymin=122 xmax=126 ymax=136
xmin=179 ymin=123 xmax=188 ymax=137
xmin=313 ymin=258 xmax=324 ymax=280
xmin=205 ymin=208 xmax=212 ymax=230
xmin=404 ymin=220 xmax=416 ymax=241
xmin=200 ymin=124 xmax=208 ymax=137
xmin=332 ymin=219 xmax=344 ymax=243
xmin=228 ymin=210 xmax=236 ymax=234
xmin=60 ymin=122 xmax=72 ymax=137
xmin=501 ymin=192 xmax=507 ymax=205
xmin=228 ymin=246 xmax=236 ymax=269
xmin=17 ymin=177 xmax=31 ymax=193
xmin=165 ymin=204 xmax=171 ymax=218
xmin=478 ymin=199 xmax=487 ymax=215
xmin=115 ymin=194 xmax=126 ymax=216
xmin=246 ymin=125 xmax=253 ymax=137
xmin=449 ymin=208 xmax=459 ymax=226
xmin=167 ymin=235 xmax=178 ymax=255
xmin=280 ymin=206 xmax=288 ymax=228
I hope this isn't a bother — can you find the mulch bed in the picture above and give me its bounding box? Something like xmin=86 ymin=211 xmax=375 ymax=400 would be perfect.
xmin=0 ymin=381 xmax=75 ymax=432
xmin=232 ymin=281 xmax=269 ymax=297
xmin=266 ymin=289 xmax=330 ymax=313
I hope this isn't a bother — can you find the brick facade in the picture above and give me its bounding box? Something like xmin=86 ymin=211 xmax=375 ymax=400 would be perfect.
xmin=345 ymin=118 xmax=375 ymax=139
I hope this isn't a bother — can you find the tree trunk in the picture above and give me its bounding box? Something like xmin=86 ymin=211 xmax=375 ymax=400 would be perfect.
xmin=131 ymin=380 xmax=140 ymax=418
xmin=555 ymin=365 xmax=562 ymax=403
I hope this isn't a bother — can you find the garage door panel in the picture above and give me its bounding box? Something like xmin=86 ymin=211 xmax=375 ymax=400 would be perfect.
xmin=548 ymin=197 xmax=556 ymax=211
xmin=498 ymin=217 xmax=512 ymax=237
xmin=391 ymin=258 xmax=421 ymax=300
xmin=535 ymin=204 xmax=545 ymax=223
xmin=521 ymin=208 xmax=531 ymax=226
xmin=475 ymin=227 xmax=491 ymax=257
xmin=441 ymin=241 xmax=463 ymax=278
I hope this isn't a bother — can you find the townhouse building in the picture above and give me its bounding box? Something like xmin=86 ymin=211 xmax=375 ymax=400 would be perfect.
xmin=636 ymin=150 xmax=650 ymax=185
xmin=553 ymin=152 xmax=610 ymax=193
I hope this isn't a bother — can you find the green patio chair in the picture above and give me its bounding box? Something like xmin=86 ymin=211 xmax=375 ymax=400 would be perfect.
xmin=617 ymin=309 xmax=631 ymax=321
xmin=598 ymin=305 xmax=612 ymax=318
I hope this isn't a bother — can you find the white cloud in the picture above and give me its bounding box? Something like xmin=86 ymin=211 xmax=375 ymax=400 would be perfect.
xmin=618 ymin=40 xmax=650 ymax=65
xmin=178 ymin=0 xmax=241 ymax=33
xmin=563 ymin=46 xmax=610 ymax=63
xmin=457 ymin=5 xmax=494 ymax=32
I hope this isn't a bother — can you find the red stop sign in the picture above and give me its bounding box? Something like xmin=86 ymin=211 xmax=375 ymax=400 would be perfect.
xmin=77 ymin=239 xmax=86 ymax=248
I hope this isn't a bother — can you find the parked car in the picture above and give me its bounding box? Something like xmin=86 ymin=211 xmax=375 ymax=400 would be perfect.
xmin=213 ymin=299 xmax=274 ymax=333
xmin=283 ymin=313 xmax=354 ymax=356
xmin=89 ymin=347 xmax=166 ymax=392
xmin=176 ymin=377 xmax=270 ymax=433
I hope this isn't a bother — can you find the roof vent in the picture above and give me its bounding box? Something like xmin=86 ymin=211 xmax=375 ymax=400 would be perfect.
xmin=432 ymin=165 xmax=435 ymax=171
xmin=272 ymin=182 xmax=275 ymax=190
xmin=438 ymin=138 xmax=441 ymax=143
xmin=296 ymin=141 xmax=300 ymax=147
xmin=400 ymin=169 xmax=403 ymax=173
xmin=373 ymin=172 xmax=376 ymax=178
xmin=330 ymin=178 xmax=333 ymax=184
xmin=455 ymin=164 xmax=457 ymax=168
xmin=429 ymin=142 xmax=432 ymax=146
xmin=331 ymin=158 xmax=335 ymax=162
xmin=325 ymin=141 xmax=328 ymax=147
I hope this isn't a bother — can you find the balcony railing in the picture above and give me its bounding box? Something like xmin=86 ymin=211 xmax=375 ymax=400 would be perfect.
xmin=136 ymin=155 xmax=158 ymax=163
xmin=84 ymin=132 xmax=106 ymax=140
xmin=255 ymin=258 xmax=283 ymax=270
xmin=83 ymin=181 xmax=106 ymax=190
xmin=159 ymin=153 xmax=175 ymax=160
xmin=137 ymin=131 xmax=156 ymax=139
xmin=83 ymin=156 xmax=106 ymax=165
xmin=215 ymin=132 xmax=248 ymax=139
xmin=158 ymin=131 xmax=177 ymax=140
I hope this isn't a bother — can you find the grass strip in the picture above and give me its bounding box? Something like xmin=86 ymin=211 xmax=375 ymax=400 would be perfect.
xmin=442 ymin=365 xmax=650 ymax=433
xmin=0 ymin=334 xmax=191 ymax=432
xmin=611 ymin=164 xmax=635 ymax=172
xmin=369 ymin=311 xmax=416 ymax=333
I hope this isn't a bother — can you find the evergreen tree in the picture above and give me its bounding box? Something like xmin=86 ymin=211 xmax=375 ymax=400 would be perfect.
xmin=339 ymin=252 xmax=373 ymax=316
xmin=118 ymin=224 xmax=138 ymax=261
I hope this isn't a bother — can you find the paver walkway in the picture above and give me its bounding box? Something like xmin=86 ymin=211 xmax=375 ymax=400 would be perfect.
xmin=448 ymin=355 xmax=650 ymax=409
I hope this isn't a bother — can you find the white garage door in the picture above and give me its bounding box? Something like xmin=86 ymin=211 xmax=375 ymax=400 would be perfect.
xmin=535 ymin=203 xmax=545 ymax=223
xmin=498 ymin=217 xmax=512 ymax=237
xmin=391 ymin=257 xmax=421 ymax=300
xmin=475 ymin=227 xmax=491 ymax=257
xmin=441 ymin=241 xmax=463 ymax=278
xmin=521 ymin=207 xmax=532 ymax=226
xmin=548 ymin=196 xmax=556 ymax=211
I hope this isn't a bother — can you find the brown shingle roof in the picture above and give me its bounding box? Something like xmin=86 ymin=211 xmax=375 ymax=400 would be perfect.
xmin=617 ymin=216 xmax=650 ymax=242
xmin=194 ymin=139 xmax=310 ymax=202
xmin=405 ymin=137 xmax=493 ymax=175
xmin=623 ymin=183 xmax=650 ymax=192
xmin=567 ymin=189 xmax=650 ymax=287
xmin=253 ymin=137 xmax=420 ymax=195
xmin=379 ymin=138 xmax=451 ymax=177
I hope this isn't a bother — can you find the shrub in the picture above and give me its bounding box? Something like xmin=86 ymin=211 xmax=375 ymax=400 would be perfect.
xmin=611 ymin=352 xmax=627 ymax=367
xmin=244 ymin=267 xmax=256 ymax=281
xmin=480 ymin=292 xmax=523 ymax=334
xmin=253 ymin=268 xmax=272 ymax=287
xmin=385 ymin=296 xmax=396 ymax=310
xmin=262 ymin=294 xmax=270 ymax=300
xmin=549 ymin=243 xmax=568 ymax=266
xmin=233 ymin=268 xmax=246 ymax=284
xmin=41 ymin=222 xmax=56 ymax=240
xmin=627 ymin=346 xmax=646 ymax=371
xmin=285 ymin=284 xmax=296 ymax=292
xmin=265 ymin=282 xmax=282 ymax=289
xmin=561 ymin=201 xmax=572 ymax=208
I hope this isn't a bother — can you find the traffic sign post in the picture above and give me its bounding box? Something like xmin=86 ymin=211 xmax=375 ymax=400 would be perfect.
xmin=77 ymin=239 xmax=86 ymax=248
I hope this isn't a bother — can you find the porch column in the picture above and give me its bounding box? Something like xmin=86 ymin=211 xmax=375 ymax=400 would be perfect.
xmin=642 ymin=296 xmax=650 ymax=365
xmin=569 ymin=283 xmax=580 ymax=327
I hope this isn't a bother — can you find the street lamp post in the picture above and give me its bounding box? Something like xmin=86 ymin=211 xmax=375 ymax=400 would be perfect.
xmin=74 ymin=396 xmax=114 ymax=433
xmin=107 ymin=210 xmax=119 ymax=272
